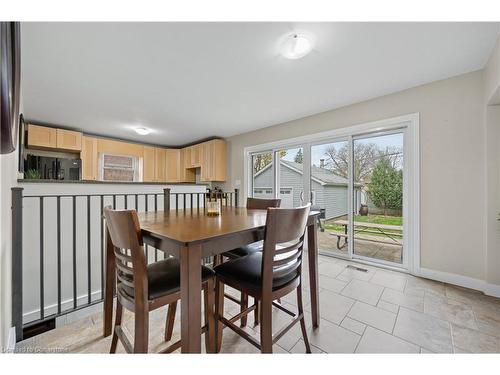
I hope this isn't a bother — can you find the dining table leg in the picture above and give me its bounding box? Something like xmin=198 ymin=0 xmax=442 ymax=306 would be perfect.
xmin=307 ymin=220 xmax=320 ymax=328
xmin=103 ymin=227 xmax=115 ymax=337
xmin=180 ymin=244 xmax=203 ymax=353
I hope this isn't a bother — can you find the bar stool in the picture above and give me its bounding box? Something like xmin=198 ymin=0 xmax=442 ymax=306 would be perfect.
xmin=104 ymin=207 xmax=215 ymax=353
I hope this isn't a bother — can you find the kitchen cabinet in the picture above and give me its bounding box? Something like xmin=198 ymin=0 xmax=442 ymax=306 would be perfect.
xmin=56 ymin=128 xmax=82 ymax=152
xmin=183 ymin=144 xmax=202 ymax=168
xmin=180 ymin=148 xmax=196 ymax=182
xmin=96 ymin=138 xmax=144 ymax=158
xmin=26 ymin=122 xmax=227 ymax=183
xmin=190 ymin=144 xmax=201 ymax=167
xmin=201 ymin=139 xmax=226 ymax=182
xmin=154 ymin=148 xmax=167 ymax=182
xmin=143 ymin=146 xmax=156 ymax=182
xmin=27 ymin=124 xmax=57 ymax=149
xmin=81 ymin=136 xmax=98 ymax=180
xmin=165 ymin=149 xmax=181 ymax=182
xmin=182 ymin=145 xmax=192 ymax=169
xmin=27 ymin=124 xmax=82 ymax=152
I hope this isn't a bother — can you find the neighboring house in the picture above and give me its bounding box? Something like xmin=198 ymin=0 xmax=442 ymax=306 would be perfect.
xmin=253 ymin=160 xmax=362 ymax=220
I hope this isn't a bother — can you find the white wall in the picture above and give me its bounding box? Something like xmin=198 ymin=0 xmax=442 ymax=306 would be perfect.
xmin=0 ymin=150 xmax=18 ymax=349
xmin=225 ymin=70 xmax=489 ymax=284
xmin=484 ymin=35 xmax=500 ymax=288
xmin=484 ymin=36 xmax=500 ymax=106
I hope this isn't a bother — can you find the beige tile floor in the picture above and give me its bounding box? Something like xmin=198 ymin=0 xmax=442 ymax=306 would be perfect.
xmin=16 ymin=254 xmax=500 ymax=354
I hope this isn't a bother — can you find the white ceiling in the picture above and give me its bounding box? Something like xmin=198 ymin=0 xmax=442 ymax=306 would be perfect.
xmin=21 ymin=22 xmax=500 ymax=146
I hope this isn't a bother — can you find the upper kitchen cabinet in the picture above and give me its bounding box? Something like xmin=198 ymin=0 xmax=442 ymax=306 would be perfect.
xmin=56 ymin=128 xmax=82 ymax=151
xmin=165 ymin=149 xmax=181 ymax=183
xmin=144 ymin=146 xmax=178 ymax=183
xmin=190 ymin=144 xmax=201 ymax=167
xmin=180 ymin=148 xmax=196 ymax=183
xmin=96 ymin=138 xmax=144 ymax=158
xmin=201 ymin=139 xmax=226 ymax=182
xmin=142 ymin=146 xmax=156 ymax=182
xmin=154 ymin=147 xmax=167 ymax=182
xmin=27 ymin=124 xmax=82 ymax=152
xmin=26 ymin=124 xmax=57 ymax=149
xmin=183 ymin=144 xmax=202 ymax=168
xmin=81 ymin=136 xmax=98 ymax=180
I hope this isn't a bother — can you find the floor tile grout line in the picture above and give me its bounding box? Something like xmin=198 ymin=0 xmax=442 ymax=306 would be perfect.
xmin=341 ymin=315 xmax=368 ymax=336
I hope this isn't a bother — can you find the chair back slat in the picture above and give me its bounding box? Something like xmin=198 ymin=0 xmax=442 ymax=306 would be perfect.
xmin=246 ymin=197 xmax=281 ymax=210
xmin=115 ymin=259 xmax=135 ymax=277
xmin=104 ymin=206 xmax=148 ymax=302
xmin=274 ymin=241 xmax=302 ymax=255
xmin=116 ymin=272 xmax=135 ymax=289
xmin=114 ymin=250 xmax=133 ymax=264
xmin=273 ymin=248 xmax=302 ymax=267
xmin=261 ymin=204 xmax=311 ymax=295
xmin=271 ymin=261 xmax=301 ymax=279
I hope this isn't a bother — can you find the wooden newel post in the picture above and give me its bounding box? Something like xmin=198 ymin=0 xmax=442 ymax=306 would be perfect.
xmin=163 ymin=188 xmax=171 ymax=212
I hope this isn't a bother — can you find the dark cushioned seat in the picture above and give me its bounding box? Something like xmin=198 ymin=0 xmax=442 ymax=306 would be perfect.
xmin=223 ymin=241 xmax=263 ymax=259
xmin=214 ymin=252 xmax=299 ymax=294
xmin=122 ymin=258 xmax=214 ymax=300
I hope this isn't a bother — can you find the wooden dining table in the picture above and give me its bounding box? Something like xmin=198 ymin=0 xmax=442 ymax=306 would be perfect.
xmin=103 ymin=206 xmax=321 ymax=353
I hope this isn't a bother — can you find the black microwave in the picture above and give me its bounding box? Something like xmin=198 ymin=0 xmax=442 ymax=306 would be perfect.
xmin=24 ymin=154 xmax=82 ymax=180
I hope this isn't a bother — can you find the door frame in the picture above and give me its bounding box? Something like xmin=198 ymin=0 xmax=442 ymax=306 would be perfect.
xmin=244 ymin=113 xmax=420 ymax=274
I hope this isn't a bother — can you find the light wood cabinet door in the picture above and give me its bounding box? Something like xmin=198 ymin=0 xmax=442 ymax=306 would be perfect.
xmin=81 ymin=136 xmax=98 ymax=180
xmin=182 ymin=146 xmax=192 ymax=169
xmin=201 ymin=139 xmax=226 ymax=182
xmin=97 ymin=138 xmax=144 ymax=158
xmin=27 ymin=124 xmax=57 ymax=149
xmin=143 ymin=146 xmax=155 ymax=182
xmin=180 ymin=148 xmax=196 ymax=183
xmin=165 ymin=149 xmax=181 ymax=182
xmin=56 ymin=129 xmax=82 ymax=151
xmin=200 ymin=141 xmax=212 ymax=182
xmin=155 ymin=148 xmax=167 ymax=182
xmin=213 ymin=139 xmax=227 ymax=181
xmin=191 ymin=144 xmax=201 ymax=167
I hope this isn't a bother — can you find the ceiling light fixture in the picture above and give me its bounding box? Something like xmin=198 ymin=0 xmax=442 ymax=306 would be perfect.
xmin=280 ymin=33 xmax=312 ymax=59
xmin=134 ymin=127 xmax=151 ymax=135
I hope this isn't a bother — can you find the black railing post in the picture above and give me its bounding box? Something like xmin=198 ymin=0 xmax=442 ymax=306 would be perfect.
xmin=163 ymin=188 xmax=171 ymax=211
xmin=234 ymin=188 xmax=239 ymax=207
xmin=11 ymin=187 xmax=23 ymax=342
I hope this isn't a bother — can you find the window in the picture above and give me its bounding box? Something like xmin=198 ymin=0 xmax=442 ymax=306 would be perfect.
xmin=100 ymin=153 xmax=139 ymax=182
xmin=251 ymin=152 xmax=273 ymax=198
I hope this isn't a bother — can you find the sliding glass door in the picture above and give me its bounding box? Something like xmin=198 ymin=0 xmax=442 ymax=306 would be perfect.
xmin=247 ymin=116 xmax=414 ymax=270
xmin=277 ymin=146 xmax=305 ymax=208
xmin=352 ymin=131 xmax=405 ymax=265
xmin=310 ymin=140 xmax=350 ymax=258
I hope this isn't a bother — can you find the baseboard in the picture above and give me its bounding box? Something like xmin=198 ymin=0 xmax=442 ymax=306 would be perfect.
xmin=22 ymin=289 xmax=102 ymax=323
xmin=418 ymin=267 xmax=500 ymax=298
xmin=483 ymin=282 xmax=500 ymax=298
xmin=5 ymin=327 xmax=16 ymax=353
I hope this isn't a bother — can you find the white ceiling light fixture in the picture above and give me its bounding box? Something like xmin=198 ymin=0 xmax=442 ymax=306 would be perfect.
xmin=280 ymin=33 xmax=313 ymax=60
xmin=134 ymin=127 xmax=151 ymax=135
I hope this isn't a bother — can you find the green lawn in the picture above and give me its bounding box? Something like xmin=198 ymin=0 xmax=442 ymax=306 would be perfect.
xmin=353 ymin=215 xmax=403 ymax=226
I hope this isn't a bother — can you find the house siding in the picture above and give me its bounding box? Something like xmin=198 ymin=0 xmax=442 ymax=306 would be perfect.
xmin=253 ymin=162 xmax=352 ymax=219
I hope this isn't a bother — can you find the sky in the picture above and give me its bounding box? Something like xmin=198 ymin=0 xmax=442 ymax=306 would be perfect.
xmin=279 ymin=132 xmax=404 ymax=166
